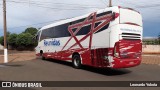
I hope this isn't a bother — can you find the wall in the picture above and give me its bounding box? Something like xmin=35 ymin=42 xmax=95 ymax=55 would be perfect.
xmin=0 ymin=44 xmax=3 ymax=50
xmin=142 ymin=45 xmax=160 ymax=53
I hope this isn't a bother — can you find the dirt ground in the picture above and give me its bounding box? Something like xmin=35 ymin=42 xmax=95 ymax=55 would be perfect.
xmin=142 ymin=55 xmax=160 ymax=65
xmin=0 ymin=50 xmax=36 ymax=63
xmin=0 ymin=50 xmax=160 ymax=65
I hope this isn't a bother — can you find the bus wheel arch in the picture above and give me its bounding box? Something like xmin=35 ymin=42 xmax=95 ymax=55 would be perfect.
xmin=40 ymin=50 xmax=45 ymax=60
xmin=72 ymin=52 xmax=82 ymax=69
xmin=40 ymin=50 xmax=43 ymax=56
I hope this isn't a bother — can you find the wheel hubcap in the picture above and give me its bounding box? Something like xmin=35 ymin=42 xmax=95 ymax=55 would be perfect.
xmin=74 ymin=57 xmax=79 ymax=66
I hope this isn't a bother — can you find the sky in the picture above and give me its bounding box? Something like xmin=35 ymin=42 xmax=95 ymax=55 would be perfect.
xmin=0 ymin=0 xmax=160 ymax=37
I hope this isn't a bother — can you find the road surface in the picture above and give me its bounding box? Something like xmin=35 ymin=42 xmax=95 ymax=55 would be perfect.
xmin=0 ymin=58 xmax=159 ymax=90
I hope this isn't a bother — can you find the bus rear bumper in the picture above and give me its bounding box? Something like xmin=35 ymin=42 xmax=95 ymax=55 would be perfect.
xmin=111 ymin=58 xmax=141 ymax=69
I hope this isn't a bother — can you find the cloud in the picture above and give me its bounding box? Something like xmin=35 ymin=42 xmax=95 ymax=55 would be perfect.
xmin=0 ymin=0 xmax=160 ymax=37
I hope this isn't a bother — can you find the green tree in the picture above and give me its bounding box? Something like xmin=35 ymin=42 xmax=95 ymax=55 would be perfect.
xmin=16 ymin=33 xmax=35 ymax=50
xmin=158 ymin=33 xmax=160 ymax=45
xmin=0 ymin=36 xmax=4 ymax=45
xmin=8 ymin=33 xmax=17 ymax=47
xmin=7 ymin=31 xmax=11 ymax=37
xmin=0 ymin=31 xmax=11 ymax=46
xmin=16 ymin=33 xmax=33 ymax=46
xmin=23 ymin=27 xmax=38 ymax=36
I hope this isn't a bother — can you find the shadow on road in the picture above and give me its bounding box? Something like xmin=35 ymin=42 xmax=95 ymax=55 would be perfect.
xmin=82 ymin=66 xmax=131 ymax=76
xmin=46 ymin=59 xmax=132 ymax=76
xmin=0 ymin=64 xmax=23 ymax=67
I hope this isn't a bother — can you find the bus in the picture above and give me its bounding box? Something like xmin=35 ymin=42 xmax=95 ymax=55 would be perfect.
xmin=35 ymin=6 xmax=143 ymax=69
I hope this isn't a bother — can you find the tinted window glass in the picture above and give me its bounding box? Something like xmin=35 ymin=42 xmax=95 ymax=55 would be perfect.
xmin=72 ymin=28 xmax=77 ymax=33
xmin=76 ymin=25 xmax=91 ymax=35
xmin=96 ymin=11 xmax=112 ymax=17
xmin=95 ymin=23 xmax=110 ymax=33
xmin=40 ymin=28 xmax=54 ymax=41
xmin=54 ymin=23 xmax=70 ymax=38
xmin=94 ymin=22 xmax=101 ymax=28
xmin=72 ymin=18 xmax=85 ymax=25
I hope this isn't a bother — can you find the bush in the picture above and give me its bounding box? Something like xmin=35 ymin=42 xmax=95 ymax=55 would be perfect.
xmin=0 ymin=36 xmax=4 ymax=46
xmin=0 ymin=28 xmax=38 ymax=50
xmin=8 ymin=33 xmax=17 ymax=48
xmin=16 ymin=33 xmax=35 ymax=50
xmin=23 ymin=27 xmax=38 ymax=36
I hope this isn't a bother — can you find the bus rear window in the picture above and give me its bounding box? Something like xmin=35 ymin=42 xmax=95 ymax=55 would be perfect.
xmin=120 ymin=8 xmax=142 ymax=26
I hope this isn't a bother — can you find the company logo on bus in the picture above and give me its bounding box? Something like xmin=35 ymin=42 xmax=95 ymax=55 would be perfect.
xmin=44 ymin=39 xmax=60 ymax=46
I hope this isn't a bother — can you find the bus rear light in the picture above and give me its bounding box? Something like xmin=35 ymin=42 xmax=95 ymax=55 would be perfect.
xmin=114 ymin=43 xmax=119 ymax=58
xmin=113 ymin=12 xmax=119 ymax=20
xmin=114 ymin=13 xmax=119 ymax=18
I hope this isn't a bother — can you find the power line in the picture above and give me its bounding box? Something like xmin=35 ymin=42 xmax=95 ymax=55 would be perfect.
xmin=0 ymin=0 xmax=104 ymax=30
xmin=1 ymin=18 xmax=71 ymax=30
xmin=10 ymin=0 xmax=102 ymax=7
xmin=7 ymin=0 xmax=104 ymax=10
xmin=136 ymin=4 xmax=160 ymax=8
xmin=118 ymin=0 xmax=138 ymax=6
xmin=3 ymin=0 xmax=160 ymax=30
xmin=99 ymin=0 xmax=108 ymax=7
xmin=6 ymin=1 xmax=87 ymax=10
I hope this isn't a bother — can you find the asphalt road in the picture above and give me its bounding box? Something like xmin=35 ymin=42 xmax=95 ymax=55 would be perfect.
xmin=0 ymin=58 xmax=160 ymax=90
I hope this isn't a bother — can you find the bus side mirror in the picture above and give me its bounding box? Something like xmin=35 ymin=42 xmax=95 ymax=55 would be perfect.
xmin=32 ymin=35 xmax=38 ymax=42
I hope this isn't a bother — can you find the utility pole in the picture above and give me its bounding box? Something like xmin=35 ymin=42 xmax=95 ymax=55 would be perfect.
xmin=109 ymin=0 xmax=112 ymax=7
xmin=3 ymin=0 xmax=8 ymax=63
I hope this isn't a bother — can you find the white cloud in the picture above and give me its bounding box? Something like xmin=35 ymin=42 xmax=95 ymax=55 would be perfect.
xmin=0 ymin=0 xmax=160 ymax=36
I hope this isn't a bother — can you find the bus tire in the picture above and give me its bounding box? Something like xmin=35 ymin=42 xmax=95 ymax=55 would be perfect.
xmin=42 ymin=55 xmax=46 ymax=60
xmin=40 ymin=51 xmax=45 ymax=60
xmin=72 ymin=54 xmax=81 ymax=69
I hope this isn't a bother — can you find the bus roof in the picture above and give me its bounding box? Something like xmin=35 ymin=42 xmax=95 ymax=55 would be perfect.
xmin=40 ymin=6 xmax=119 ymax=31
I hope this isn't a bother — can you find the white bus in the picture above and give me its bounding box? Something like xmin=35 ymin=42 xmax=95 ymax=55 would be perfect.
xmin=35 ymin=6 xmax=143 ymax=69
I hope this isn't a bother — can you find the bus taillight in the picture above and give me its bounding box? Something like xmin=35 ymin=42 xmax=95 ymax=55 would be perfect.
xmin=114 ymin=13 xmax=119 ymax=18
xmin=114 ymin=42 xmax=119 ymax=58
xmin=112 ymin=12 xmax=119 ymax=20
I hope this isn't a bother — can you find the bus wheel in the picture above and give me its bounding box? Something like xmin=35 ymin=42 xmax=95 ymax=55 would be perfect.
xmin=72 ymin=54 xmax=81 ymax=69
xmin=42 ymin=55 xmax=46 ymax=60
xmin=40 ymin=51 xmax=45 ymax=60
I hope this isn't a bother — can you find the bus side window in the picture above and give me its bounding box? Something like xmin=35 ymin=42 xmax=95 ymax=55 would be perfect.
xmin=69 ymin=22 xmax=72 ymax=25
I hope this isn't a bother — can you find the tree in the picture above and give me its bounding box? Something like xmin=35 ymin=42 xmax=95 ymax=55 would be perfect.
xmin=16 ymin=33 xmax=36 ymax=50
xmin=0 ymin=31 xmax=11 ymax=46
xmin=0 ymin=36 xmax=4 ymax=45
xmin=23 ymin=27 xmax=38 ymax=36
xmin=16 ymin=33 xmax=33 ymax=46
xmin=158 ymin=33 xmax=160 ymax=45
xmin=7 ymin=31 xmax=11 ymax=37
xmin=0 ymin=27 xmax=38 ymax=50
xmin=8 ymin=33 xmax=18 ymax=47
